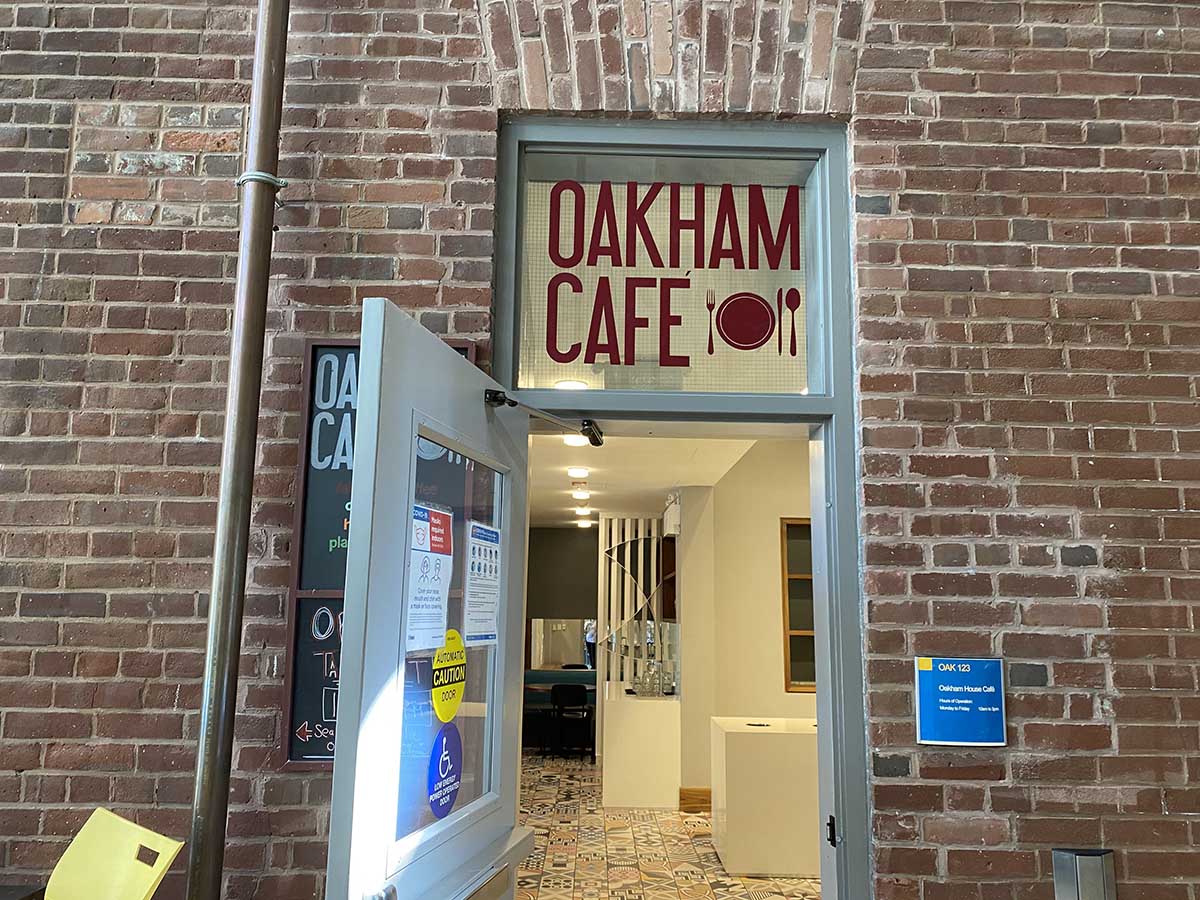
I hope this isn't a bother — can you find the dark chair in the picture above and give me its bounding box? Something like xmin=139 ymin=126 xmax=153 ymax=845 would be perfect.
xmin=523 ymin=703 xmax=554 ymax=754
xmin=550 ymin=683 xmax=594 ymax=762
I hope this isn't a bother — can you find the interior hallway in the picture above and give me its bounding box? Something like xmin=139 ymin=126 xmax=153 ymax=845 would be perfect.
xmin=517 ymin=754 xmax=822 ymax=900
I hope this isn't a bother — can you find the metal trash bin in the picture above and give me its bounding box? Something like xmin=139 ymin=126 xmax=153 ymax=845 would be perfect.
xmin=1053 ymin=849 xmax=1117 ymax=900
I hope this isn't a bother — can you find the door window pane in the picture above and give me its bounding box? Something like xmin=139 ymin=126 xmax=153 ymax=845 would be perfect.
xmin=781 ymin=519 xmax=815 ymax=692
xmin=787 ymin=578 xmax=815 ymax=632
xmin=788 ymin=635 xmax=816 ymax=685
xmin=785 ymin=524 xmax=813 ymax=575
xmin=396 ymin=435 xmax=503 ymax=842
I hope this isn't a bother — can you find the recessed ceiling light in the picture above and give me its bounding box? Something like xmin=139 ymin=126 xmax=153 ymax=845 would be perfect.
xmin=562 ymin=434 xmax=589 ymax=447
xmin=554 ymin=380 xmax=588 ymax=390
xmin=567 ymin=466 xmax=589 ymax=479
xmin=576 ymin=519 xmax=593 ymax=528
xmin=574 ymin=507 xmax=591 ymax=516
xmin=571 ymin=488 xmax=591 ymax=501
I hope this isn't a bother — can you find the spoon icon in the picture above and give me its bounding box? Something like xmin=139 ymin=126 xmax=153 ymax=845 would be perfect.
xmin=785 ymin=288 xmax=801 ymax=356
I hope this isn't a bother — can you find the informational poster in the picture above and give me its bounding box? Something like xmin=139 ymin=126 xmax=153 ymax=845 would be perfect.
xmin=463 ymin=521 xmax=502 ymax=645
xmin=284 ymin=339 xmax=477 ymax=768
xmin=914 ymin=657 xmax=1006 ymax=747
xmin=405 ymin=504 xmax=453 ymax=651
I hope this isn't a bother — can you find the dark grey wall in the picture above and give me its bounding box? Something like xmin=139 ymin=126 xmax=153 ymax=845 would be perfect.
xmin=526 ymin=526 xmax=599 ymax=620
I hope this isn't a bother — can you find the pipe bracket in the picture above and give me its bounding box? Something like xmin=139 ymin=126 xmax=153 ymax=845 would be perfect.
xmin=236 ymin=170 xmax=288 ymax=208
xmin=236 ymin=170 xmax=288 ymax=190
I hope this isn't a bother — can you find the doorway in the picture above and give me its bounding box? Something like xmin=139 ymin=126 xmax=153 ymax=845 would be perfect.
xmin=327 ymin=300 xmax=865 ymax=900
xmin=519 ymin=422 xmax=832 ymax=899
xmin=329 ymin=113 xmax=865 ymax=899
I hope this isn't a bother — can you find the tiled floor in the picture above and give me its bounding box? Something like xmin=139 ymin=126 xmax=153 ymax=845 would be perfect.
xmin=518 ymin=754 xmax=822 ymax=900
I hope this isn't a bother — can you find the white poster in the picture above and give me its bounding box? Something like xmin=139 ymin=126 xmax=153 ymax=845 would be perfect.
xmin=463 ymin=521 xmax=502 ymax=645
xmin=405 ymin=504 xmax=453 ymax=651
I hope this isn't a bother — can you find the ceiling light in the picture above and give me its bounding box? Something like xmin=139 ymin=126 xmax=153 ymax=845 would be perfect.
xmin=571 ymin=487 xmax=591 ymax=501
xmin=567 ymin=466 xmax=589 ymax=479
xmin=576 ymin=519 xmax=593 ymax=528
xmin=562 ymin=434 xmax=589 ymax=447
xmin=574 ymin=507 xmax=591 ymax=516
xmin=554 ymin=380 xmax=588 ymax=390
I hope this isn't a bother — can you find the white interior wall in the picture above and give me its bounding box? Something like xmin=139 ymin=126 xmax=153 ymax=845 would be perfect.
xmin=677 ymin=486 xmax=716 ymax=788
xmin=678 ymin=439 xmax=814 ymax=789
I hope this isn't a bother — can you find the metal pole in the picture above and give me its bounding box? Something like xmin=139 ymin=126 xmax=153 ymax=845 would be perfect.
xmin=186 ymin=0 xmax=290 ymax=896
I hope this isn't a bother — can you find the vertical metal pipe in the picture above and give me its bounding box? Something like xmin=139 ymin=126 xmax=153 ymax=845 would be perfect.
xmin=186 ymin=0 xmax=290 ymax=897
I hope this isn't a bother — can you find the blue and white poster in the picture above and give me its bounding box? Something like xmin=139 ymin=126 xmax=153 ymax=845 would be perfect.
xmin=463 ymin=521 xmax=502 ymax=645
xmin=427 ymin=721 xmax=462 ymax=819
xmin=914 ymin=657 xmax=1006 ymax=747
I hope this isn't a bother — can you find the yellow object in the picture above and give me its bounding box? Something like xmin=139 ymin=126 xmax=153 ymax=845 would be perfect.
xmin=917 ymin=657 xmax=933 ymax=671
xmin=432 ymin=628 xmax=467 ymax=723
xmin=46 ymin=808 xmax=184 ymax=900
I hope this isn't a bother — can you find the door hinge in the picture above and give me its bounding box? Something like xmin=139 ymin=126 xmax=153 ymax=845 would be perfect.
xmin=826 ymin=815 xmax=838 ymax=848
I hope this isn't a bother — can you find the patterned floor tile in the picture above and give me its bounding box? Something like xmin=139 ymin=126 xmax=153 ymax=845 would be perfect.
xmin=519 ymin=754 xmax=820 ymax=900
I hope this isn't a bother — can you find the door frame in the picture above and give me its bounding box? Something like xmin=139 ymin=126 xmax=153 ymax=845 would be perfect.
xmin=494 ymin=118 xmax=869 ymax=899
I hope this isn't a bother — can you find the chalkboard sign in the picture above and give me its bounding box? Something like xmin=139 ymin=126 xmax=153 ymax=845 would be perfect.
xmin=299 ymin=345 xmax=358 ymax=592
xmin=283 ymin=338 xmax=476 ymax=767
xmin=288 ymin=597 xmax=343 ymax=762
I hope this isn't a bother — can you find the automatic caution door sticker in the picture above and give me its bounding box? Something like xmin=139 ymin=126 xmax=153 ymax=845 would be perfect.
xmin=431 ymin=629 xmax=466 ymax=723
xmin=427 ymin=721 xmax=462 ymax=819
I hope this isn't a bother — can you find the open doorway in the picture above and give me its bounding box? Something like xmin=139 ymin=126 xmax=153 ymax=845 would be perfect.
xmin=519 ymin=423 xmax=828 ymax=900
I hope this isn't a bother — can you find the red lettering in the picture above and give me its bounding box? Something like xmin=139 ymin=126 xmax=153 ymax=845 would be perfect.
xmin=584 ymin=278 xmax=621 ymax=365
xmin=549 ymin=180 xmax=584 ymax=267
xmin=623 ymin=277 xmax=654 ymax=366
xmin=708 ymin=183 xmax=745 ymax=269
xmin=669 ymin=183 xmax=705 ymax=269
xmin=546 ymin=273 xmax=582 ymax=363
xmin=586 ymin=181 xmax=622 ymax=266
xmin=748 ymin=184 xmax=801 ymax=270
xmin=625 ymin=182 xmax=665 ymax=268
xmin=658 ymin=278 xmax=690 ymax=368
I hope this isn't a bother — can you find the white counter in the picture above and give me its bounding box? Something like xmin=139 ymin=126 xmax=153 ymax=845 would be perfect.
xmin=602 ymin=685 xmax=681 ymax=809
xmin=710 ymin=716 xmax=821 ymax=877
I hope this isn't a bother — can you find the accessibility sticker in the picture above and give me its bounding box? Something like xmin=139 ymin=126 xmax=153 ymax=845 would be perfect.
xmin=427 ymin=721 xmax=463 ymax=819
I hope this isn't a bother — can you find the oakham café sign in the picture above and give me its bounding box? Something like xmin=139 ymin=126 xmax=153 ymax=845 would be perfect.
xmin=518 ymin=179 xmax=807 ymax=394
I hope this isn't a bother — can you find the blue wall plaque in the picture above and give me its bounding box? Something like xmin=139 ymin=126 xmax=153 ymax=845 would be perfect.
xmin=914 ymin=657 xmax=1006 ymax=747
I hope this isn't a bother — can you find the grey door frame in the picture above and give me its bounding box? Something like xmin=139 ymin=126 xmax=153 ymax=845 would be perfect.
xmin=494 ymin=118 xmax=868 ymax=899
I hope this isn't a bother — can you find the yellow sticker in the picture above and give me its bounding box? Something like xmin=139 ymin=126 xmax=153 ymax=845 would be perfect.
xmin=917 ymin=657 xmax=933 ymax=671
xmin=432 ymin=629 xmax=467 ymax=723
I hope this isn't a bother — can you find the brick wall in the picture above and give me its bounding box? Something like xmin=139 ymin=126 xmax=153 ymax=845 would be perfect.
xmin=0 ymin=0 xmax=1197 ymax=898
xmin=855 ymin=3 xmax=1200 ymax=898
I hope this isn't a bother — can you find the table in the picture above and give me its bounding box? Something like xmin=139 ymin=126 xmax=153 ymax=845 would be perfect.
xmin=0 ymin=886 xmax=45 ymax=900
xmin=711 ymin=716 xmax=821 ymax=877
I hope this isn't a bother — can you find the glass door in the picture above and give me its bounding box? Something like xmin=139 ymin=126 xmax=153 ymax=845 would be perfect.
xmin=327 ymin=299 xmax=531 ymax=900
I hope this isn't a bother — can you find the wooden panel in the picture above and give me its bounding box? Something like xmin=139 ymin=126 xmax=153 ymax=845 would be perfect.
xmin=679 ymin=787 xmax=712 ymax=813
